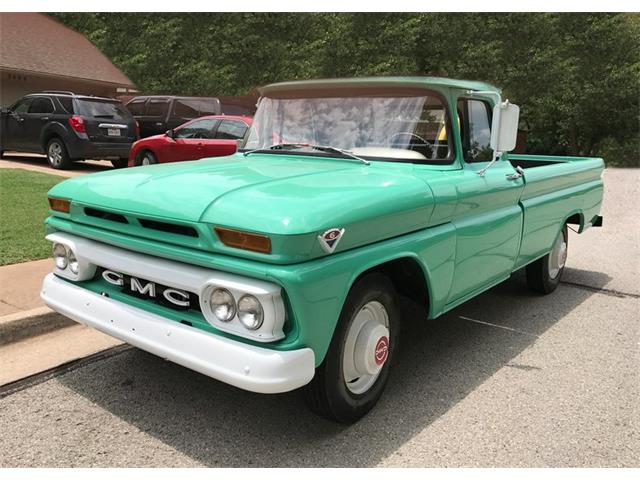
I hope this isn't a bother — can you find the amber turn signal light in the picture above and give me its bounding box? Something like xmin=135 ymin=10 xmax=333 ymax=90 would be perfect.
xmin=215 ymin=227 xmax=271 ymax=254
xmin=48 ymin=197 xmax=71 ymax=214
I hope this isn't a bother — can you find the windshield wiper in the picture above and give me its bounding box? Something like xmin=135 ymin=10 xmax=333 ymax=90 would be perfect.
xmin=243 ymin=143 xmax=370 ymax=166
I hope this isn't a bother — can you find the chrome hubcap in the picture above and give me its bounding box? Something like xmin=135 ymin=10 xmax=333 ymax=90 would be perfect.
xmin=48 ymin=143 xmax=62 ymax=165
xmin=548 ymin=230 xmax=568 ymax=279
xmin=343 ymin=301 xmax=389 ymax=395
xmin=142 ymin=156 xmax=151 ymax=166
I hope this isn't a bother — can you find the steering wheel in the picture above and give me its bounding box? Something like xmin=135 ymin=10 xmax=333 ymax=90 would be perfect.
xmin=389 ymin=131 xmax=432 ymax=148
xmin=388 ymin=132 xmax=435 ymax=157
xmin=193 ymin=132 xmax=208 ymax=139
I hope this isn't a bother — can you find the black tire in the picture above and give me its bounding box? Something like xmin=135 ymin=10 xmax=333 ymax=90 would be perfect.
xmin=137 ymin=150 xmax=157 ymax=166
xmin=0 ymin=150 xmax=4 ymax=158
xmin=304 ymin=273 xmax=400 ymax=424
xmin=111 ymin=158 xmax=129 ymax=169
xmin=46 ymin=137 xmax=71 ymax=170
xmin=526 ymin=225 xmax=568 ymax=294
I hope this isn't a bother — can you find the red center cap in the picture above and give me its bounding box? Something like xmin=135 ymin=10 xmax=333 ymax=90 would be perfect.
xmin=374 ymin=336 xmax=389 ymax=366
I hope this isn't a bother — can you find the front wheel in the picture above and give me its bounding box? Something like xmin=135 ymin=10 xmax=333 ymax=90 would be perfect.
xmin=526 ymin=225 xmax=568 ymax=294
xmin=304 ymin=273 xmax=400 ymax=423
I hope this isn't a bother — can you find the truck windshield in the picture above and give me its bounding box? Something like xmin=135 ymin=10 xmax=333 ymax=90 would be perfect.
xmin=243 ymin=93 xmax=453 ymax=162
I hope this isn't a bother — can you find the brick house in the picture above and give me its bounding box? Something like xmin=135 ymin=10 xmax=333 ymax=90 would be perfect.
xmin=0 ymin=13 xmax=136 ymax=106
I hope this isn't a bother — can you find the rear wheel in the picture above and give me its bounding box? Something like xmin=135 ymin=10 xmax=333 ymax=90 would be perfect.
xmin=46 ymin=138 xmax=71 ymax=169
xmin=110 ymin=158 xmax=128 ymax=169
xmin=526 ymin=225 xmax=568 ymax=294
xmin=304 ymin=273 xmax=400 ymax=423
xmin=138 ymin=151 xmax=157 ymax=166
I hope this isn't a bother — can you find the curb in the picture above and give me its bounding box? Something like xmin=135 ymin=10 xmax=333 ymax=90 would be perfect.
xmin=0 ymin=307 xmax=75 ymax=346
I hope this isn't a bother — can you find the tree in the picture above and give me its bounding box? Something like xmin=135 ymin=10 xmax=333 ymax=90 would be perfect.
xmin=52 ymin=12 xmax=639 ymax=165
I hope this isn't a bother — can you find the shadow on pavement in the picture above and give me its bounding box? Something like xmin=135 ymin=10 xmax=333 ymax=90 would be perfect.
xmin=59 ymin=267 xmax=612 ymax=467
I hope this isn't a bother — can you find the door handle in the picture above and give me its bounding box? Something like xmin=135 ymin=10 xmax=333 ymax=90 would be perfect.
xmin=506 ymin=166 xmax=525 ymax=181
xmin=41 ymin=117 xmax=50 ymax=122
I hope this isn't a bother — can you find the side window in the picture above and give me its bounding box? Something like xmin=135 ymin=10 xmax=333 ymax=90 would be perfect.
xmin=11 ymin=98 xmax=32 ymax=114
xmin=146 ymin=99 xmax=170 ymax=117
xmin=197 ymin=100 xmax=220 ymax=116
xmin=28 ymin=97 xmax=55 ymax=114
xmin=173 ymin=99 xmax=201 ymax=118
xmin=458 ymin=98 xmax=492 ymax=162
xmin=127 ymin=99 xmax=147 ymax=116
xmin=57 ymin=96 xmax=74 ymax=114
xmin=215 ymin=120 xmax=248 ymax=140
xmin=174 ymin=119 xmax=217 ymax=139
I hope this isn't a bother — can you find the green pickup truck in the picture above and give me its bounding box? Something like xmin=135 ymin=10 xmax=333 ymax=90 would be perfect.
xmin=42 ymin=77 xmax=604 ymax=423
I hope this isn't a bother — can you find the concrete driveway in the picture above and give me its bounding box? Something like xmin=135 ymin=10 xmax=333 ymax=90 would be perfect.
xmin=0 ymin=169 xmax=637 ymax=467
xmin=0 ymin=152 xmax=113 ymax=177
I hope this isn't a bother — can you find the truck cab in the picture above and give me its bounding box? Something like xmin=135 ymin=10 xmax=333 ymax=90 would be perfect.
xmin=41 ymin=77 xmax=604 ymax=423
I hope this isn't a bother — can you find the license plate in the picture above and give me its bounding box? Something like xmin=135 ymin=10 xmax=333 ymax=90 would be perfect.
xmin=107 ymin=128 xmax=120 ymax=136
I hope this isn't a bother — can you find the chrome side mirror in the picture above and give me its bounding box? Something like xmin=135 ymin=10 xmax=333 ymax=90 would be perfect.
xmin=490 ymin=101 xmax=520 ymax=153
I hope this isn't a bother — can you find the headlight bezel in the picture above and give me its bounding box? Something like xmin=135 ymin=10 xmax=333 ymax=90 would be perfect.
xmin=48 ymin=235 xmax=97 ymax=282
xmin=199 ymin=281 xmax=285 ymax=343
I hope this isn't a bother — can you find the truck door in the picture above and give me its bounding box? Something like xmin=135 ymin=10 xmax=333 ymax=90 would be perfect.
xmin=142 ymin=98 xmax=171 ymax=137
xmin=445 ymin=98 xmax=525 ymax=304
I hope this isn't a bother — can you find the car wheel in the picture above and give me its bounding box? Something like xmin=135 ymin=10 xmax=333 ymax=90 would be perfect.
xmin=304 ymin=273 xmax=400 ymax=423
xmin=111 ymin=158 xmax=128 ymax=169
xmin=46 ymin=138 xmax=71 ymax=169
xmin=138 ymin=151 xmax=157 ymax=166
xmin=526 ymin=225 xmax=568 ymax=294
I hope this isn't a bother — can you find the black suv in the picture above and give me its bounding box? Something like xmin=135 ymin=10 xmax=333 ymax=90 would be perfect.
xmin=0 ymin=91 xmax=137 ymax=169
xmin=126 ymin=96 xmax=222 ymax=138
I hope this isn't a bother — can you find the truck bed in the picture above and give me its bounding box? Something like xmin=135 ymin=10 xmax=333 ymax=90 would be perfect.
xmin=508 ymin=153 xmax=604 ymax=270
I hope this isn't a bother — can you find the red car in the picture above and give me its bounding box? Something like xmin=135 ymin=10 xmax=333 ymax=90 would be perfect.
xmin=128 ymin=115 xmax=252 ymax=166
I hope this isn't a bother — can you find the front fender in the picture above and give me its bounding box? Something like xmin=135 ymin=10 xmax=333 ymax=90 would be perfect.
xmin=270 ymin=222 xmax=456 ymax=365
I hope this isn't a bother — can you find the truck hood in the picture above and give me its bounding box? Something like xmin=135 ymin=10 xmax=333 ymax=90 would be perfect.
xmin=48 ymin=153 xmax=437 ymax=263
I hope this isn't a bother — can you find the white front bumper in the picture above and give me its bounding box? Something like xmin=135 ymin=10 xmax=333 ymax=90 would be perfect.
xmin=41 ymin=273 xmax=315 ymax=393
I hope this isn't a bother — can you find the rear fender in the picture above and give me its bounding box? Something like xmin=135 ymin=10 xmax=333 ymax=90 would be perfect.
xmin=41 ymin=121 xmax=72 ymax=151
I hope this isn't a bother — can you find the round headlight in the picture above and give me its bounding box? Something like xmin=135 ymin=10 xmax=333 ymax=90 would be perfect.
xmin=237 ymin=295 xmax=264 ymax=330
xmin=53 ymin=243 xmax=68 ymax=270
xmin=209 ymin=288 xmax=236 ymax=322
xmin=67 ymin=249 xmax=79 ymax=274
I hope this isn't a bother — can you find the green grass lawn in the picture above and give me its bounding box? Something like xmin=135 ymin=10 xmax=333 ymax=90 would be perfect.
xmin=0 ymin=169 xmax=65 ymax=266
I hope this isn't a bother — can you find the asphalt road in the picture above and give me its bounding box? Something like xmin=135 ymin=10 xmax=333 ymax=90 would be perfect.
xmin=0 ymin=169 xmax=637 ymax=467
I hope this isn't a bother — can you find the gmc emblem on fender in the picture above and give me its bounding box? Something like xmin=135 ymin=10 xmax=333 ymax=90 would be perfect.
xmin=101 ymin=269 xmax=193 ymax=310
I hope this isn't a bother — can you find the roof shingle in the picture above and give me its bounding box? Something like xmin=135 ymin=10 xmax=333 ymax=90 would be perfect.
xmin=0 ymin=13 xmax=134 ymax=87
